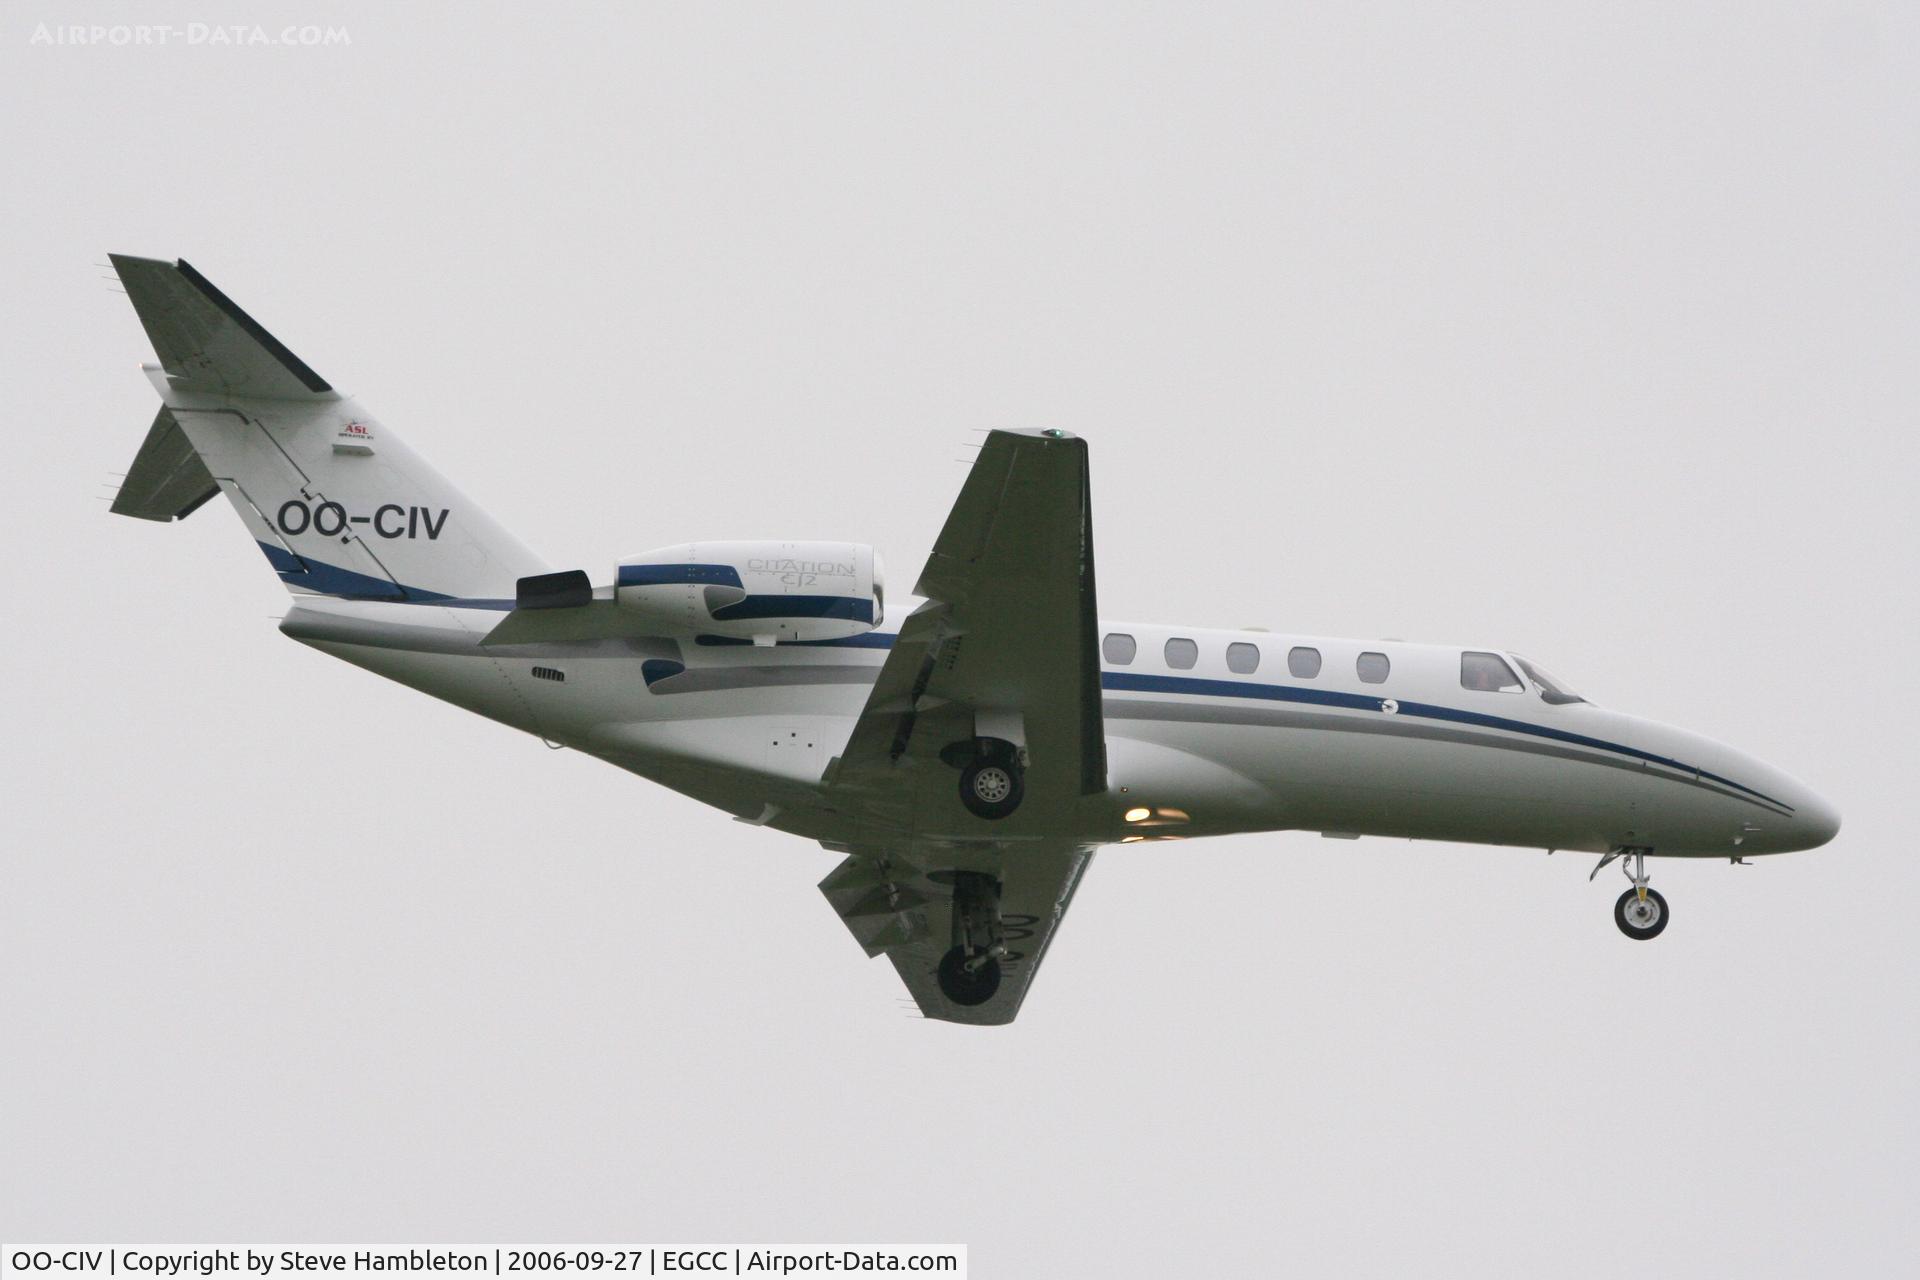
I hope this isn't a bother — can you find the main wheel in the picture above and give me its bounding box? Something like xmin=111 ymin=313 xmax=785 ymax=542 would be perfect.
xmin=937 ymin=946 xmax=1002 ymax=1005
xmin=1614 ymin=887 xmax=1670 ymax=940
xmin=959 ymin=755 xmax=1024 ymax=820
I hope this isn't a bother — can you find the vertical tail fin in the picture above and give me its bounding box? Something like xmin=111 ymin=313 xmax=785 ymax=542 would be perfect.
xmin=108 ymin=255 xmax=545 ymax=603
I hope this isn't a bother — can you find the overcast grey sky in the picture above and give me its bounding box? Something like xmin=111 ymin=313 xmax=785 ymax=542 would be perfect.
xmin=3 ymin=2 xmax=1915 ymax=1274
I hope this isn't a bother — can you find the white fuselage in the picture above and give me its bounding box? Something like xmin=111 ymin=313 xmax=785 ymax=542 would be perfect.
xmin=278 ymin=596 xmax=1840 ymax=862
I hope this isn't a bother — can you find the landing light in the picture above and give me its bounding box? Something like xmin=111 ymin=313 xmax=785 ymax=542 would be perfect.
xmin=1124 ymin=807 xmax=1151 ymax=823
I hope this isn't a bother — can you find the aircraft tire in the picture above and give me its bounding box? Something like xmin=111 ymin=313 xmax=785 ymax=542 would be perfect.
xmin=959 ymin=753 xmax=1024 ymax=820
xmin=937 ymin=946 xmax=1002 ymax=1006
xmin=1614 ymin=887 xmax=1669 ymax=940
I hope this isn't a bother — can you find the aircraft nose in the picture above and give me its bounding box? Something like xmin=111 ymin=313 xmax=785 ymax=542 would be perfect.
xmin=1791 ymin=791 xmax=1842 ymax=851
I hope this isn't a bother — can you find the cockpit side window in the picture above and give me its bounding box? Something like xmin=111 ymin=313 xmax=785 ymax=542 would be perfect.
xmin=1461 ymin=651 xmax=1525 ymax=693
xmin=1513 ymin=655 xmax=1587 ymax=705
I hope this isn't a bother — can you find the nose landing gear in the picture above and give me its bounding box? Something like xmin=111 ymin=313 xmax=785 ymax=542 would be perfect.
xmin=1593 ymin=848 xmax=1669 ymax=940
xmin=1615 ymin=884 xmax=1669 ymax=938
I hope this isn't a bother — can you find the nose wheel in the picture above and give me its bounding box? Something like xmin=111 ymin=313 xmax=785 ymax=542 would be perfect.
xmin=1615 ymin=886 xmax=1669 ymax=938
xmin=1595 ymin=848 xmax=1669 ymax=940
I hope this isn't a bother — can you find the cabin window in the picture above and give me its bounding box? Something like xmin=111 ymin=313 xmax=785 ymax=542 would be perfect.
xmin=1226 ymin=642 xmax=1261 ymax=674
xmin=1288 ymin=646 xmax=1322 ymax=678
xmin=1461 ymin=651 xmax=1524 ymax=693
xmin=1102 ymin=633 xmax=1137 ymax=665
xmin=1164 ymin=637 xmax=1199 ymax=670
xmin=1356 ymin=651 xmax=1390 ymax=683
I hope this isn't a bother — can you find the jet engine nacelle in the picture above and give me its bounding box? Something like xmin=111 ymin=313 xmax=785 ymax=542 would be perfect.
xmin=615 ymin=541 xmax=885 ymax=643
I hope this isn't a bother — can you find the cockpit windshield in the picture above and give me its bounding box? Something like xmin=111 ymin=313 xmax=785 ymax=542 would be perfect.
xmin=1512 ymin=655 xmax=1586 ymax=705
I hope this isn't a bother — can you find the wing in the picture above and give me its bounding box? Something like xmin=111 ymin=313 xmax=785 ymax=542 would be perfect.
xmin=819 ymin=840 xmax=1095 ymax=1025
xmin=827 ymin=427 xmax=1105 ymax=828
xmin=819 ymin=428 xmax=1107 ymax=1024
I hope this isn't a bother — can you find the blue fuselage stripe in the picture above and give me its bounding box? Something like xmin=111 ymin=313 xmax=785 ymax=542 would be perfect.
xmin=257 ymin=541 xmax=411 ymax=601
xmin=1101 ymin=670 xmax=1788 ymax=811
xmin=617 ymin=563 xmax=745 ymax=588
xmin=256 ymin=541 xmax=512 ymax=607
xmin=256 ymin=564 xmax=1781 ymax=812
xmin=709 ymin=594 xmax=875 ymax=624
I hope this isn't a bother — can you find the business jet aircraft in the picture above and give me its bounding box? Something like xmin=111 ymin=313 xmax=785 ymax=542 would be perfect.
xmin=106 ymin=255 xmax=1840 ymax=1024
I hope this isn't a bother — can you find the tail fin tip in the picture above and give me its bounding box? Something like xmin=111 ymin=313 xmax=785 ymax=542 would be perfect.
xmin=109 ymin=253 xmax=334 ymax=399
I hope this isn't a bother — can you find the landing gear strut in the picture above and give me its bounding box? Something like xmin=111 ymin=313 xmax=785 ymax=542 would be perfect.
xmin=1594 ymin=848 xmax=1669 ymax=940
xmin=936 ymin=871 xmax=1005 ymax=1005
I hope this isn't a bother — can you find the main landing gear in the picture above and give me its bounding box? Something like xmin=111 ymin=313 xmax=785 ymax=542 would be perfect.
xmin=936 ymin=870 xmax=1006 ymax=1006
xmin=1592 ymin=848 xmax=1668 ymax=940
xmin=956 ymin=738 xmax=1025 ymax=821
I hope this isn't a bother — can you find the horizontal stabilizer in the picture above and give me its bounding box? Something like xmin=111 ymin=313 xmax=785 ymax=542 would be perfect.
xmin=110 ymin=407 xmax=219 ymax=522
xmin=110 ymin=254 xmax=334 ymax=400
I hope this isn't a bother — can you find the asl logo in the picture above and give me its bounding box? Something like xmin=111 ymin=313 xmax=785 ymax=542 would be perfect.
xmin=277 ymin=498 xmax=448 ymax=539
xmin=333 ymin=420 xmax=376 ymax=455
